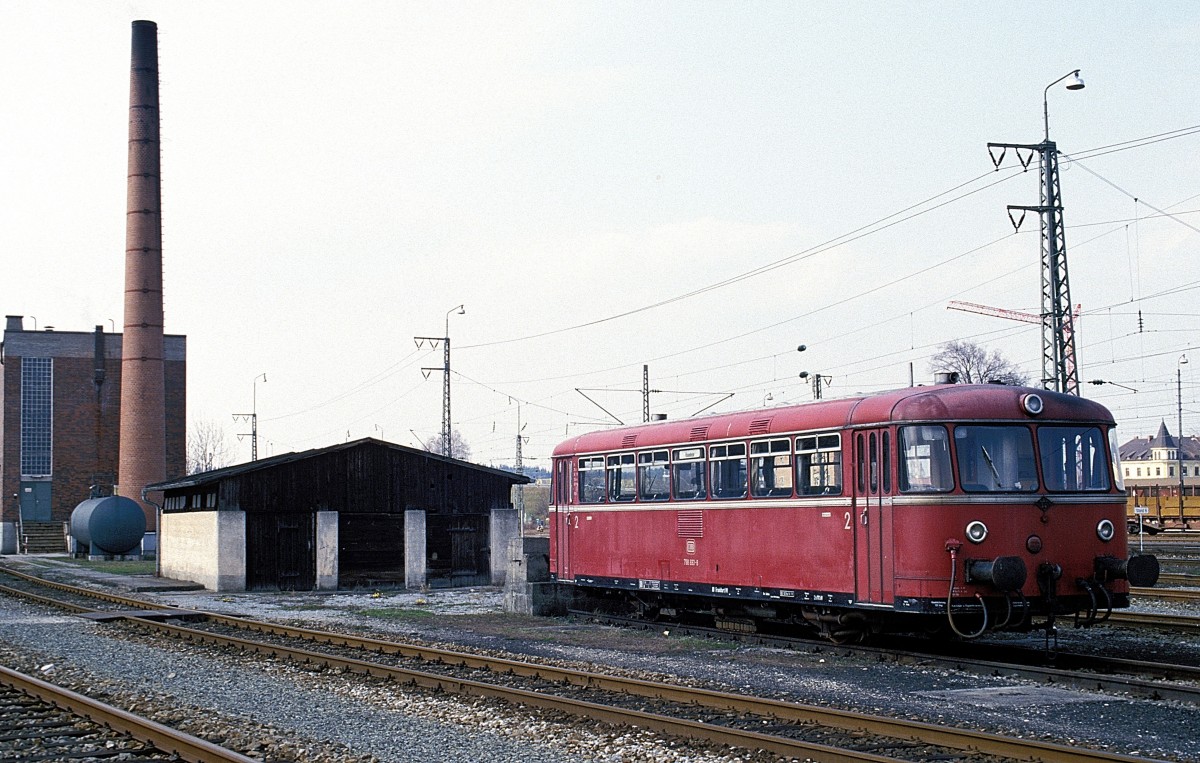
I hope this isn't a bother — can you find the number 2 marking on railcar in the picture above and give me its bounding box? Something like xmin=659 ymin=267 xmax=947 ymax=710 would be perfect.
xmin=843 ymin=512 xmax=852 ymax=530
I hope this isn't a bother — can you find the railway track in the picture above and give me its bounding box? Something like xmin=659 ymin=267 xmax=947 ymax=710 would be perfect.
xmin=573 ymin=610 xmax=1200 ymax=702
xmin=0 ymin=564 xmax=1180 ymax=763
xmin=0 ymin=663 xmax=255 ymax=762
xmin=1131 ymin=586 xmax=1200 ymax=603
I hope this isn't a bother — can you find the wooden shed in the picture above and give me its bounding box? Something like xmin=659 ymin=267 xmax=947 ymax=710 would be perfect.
xmin=149 ymin=438 xmax=530 ymax=592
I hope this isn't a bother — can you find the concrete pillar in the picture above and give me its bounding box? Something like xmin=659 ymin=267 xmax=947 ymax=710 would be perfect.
xmin=0 ymin=522 xmax=16 ymax=555
xmin=315 ymin=510 xmax=338 ymax=590
xmin=503 ymin=536 xmax=564 ymax=615
xmin=404 ymin=508 xmax=426 ymax=590
xmin=489 ymin=507 xmax=519 ymax=585
xmin=215 ymin=511 xmax=246 ymax=592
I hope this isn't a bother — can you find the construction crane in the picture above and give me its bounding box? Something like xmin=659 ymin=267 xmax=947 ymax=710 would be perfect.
xmin=945 ymin=301 xmax=1080 ymax=389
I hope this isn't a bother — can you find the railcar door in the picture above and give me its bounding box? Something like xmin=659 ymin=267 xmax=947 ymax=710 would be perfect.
xmin=553 ymin=457 xmax=572 ymax=581
xmin=853 ymin=430 xmax=894 ymax=604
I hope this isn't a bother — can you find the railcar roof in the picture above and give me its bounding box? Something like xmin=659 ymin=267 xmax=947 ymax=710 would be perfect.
xmin=553 ymin=384 xmax=1115 ymax=456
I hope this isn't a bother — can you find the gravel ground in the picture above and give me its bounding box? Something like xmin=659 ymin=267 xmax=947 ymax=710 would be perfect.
xmin=3 ymin=556 xmax=1200 ymax=762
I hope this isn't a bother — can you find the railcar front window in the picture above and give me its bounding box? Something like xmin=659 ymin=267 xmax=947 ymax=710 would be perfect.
xmin=1038 ymin=426 xmax=1111 ymax=492
xmin=607 ymin=454 xmax=637 ymax=502
xmin=638 ymin=450 xmax=670 ymax=501
xmin=672 ymin=447 xmax=707 ymax=500
xmin=751 ymin=439 xmax=793 ymax=497
xmin=1109 ymin=428 xmax=1125 ymax=491
xmin=899 ymin=425 xmax=953 ymax=493
xmin=954 ymin=426 xmax=1038 ymax=492
xmin=711 ymin=443 xmax=748 ymax=499
xmin=796 ymin=433 xmax=842 ymax=495
xmin=578 ymin=457 xmax=606 ymax=504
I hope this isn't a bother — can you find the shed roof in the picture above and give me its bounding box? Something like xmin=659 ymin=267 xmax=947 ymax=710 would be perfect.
xmin=147 ymin=437 xmax=531 ymax=491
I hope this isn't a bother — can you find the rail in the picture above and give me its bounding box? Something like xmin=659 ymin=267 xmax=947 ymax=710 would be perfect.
xmin=0 ymin=564 xmax=1182 ymax=763
xmin=0 ymin=664 xmax=256 ymax=763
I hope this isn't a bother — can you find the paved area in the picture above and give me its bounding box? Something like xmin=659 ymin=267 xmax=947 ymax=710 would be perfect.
xmin=0 ymin=554 xmax=204 ymax=593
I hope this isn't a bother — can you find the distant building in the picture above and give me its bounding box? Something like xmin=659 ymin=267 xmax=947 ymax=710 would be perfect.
xmin=1119 ymin=421 xmax=1199 ymax=523
xmin=0 ymin=316 xmax=186 ymax=554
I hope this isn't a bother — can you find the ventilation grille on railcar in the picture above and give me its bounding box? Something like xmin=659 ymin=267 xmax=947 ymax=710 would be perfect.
xmin=677 ymin=510 xmax=703 ymax=538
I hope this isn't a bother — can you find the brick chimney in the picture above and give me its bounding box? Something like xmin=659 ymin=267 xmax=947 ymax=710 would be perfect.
xmin=118 ymin=20 xmax=166 ymax=531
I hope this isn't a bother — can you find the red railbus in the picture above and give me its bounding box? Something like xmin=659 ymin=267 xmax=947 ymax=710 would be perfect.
xmin=549 ymin=383 xmax=1159 ymax=641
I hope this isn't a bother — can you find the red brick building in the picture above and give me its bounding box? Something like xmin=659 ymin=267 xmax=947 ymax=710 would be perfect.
xmin=0 ymin=315 xmax=185 ymax=553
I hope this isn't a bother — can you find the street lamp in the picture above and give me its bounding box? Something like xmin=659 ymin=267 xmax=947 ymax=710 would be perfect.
xmin=1179 ymin=354 xmax=1189 ymax=527
xmin=1044 ymin=69 xmax=1085 ymax=142
xmin=233 ymin=372 xmax=267 ymax=461
xmin=442 ymin=305 xmax=464 ymax=456
xmin=416 ymin=305 xmax=465 ymax=457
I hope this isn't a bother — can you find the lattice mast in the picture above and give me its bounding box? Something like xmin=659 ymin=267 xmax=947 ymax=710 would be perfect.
xmin=986 ymin=139 xmax=1081 ymax=395
xmin=987 ymin=70 xmax=1085 ymax=396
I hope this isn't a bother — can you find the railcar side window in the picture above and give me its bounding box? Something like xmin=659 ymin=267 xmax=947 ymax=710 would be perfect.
xmin=710 ymin=443 xmax=748 ymax=499
xmin=607 ymin=454 xmax=637 ymax=502
xmin=899 ymin=425 xmax=953 ymax=493
xmin=672 ymin=447 xmax=707 ymax=500
xmin=1038 ymin=426 xmax=1111 ymax=492
xmin=751 ymin=439 xmax=793 ymax=497
xmin=638 ymin=450 xmax=670 ymax=501
xmin=578 ymin=457 xmax=606 ymax=504
xmin=796 ymin=433 xmax=843 ymax=495
xmin=954 ymin=426 xmax=1038 ymax=492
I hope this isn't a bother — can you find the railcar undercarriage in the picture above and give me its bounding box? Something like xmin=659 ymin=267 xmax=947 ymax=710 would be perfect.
xmin=569 ymin=567 xmax=1152 ymax=644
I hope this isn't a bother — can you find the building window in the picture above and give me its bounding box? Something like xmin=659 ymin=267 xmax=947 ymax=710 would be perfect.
xmin=1157 ymin=467 xmax=1162 ymax=476
xmin=20 ymin=357 xmax=53 ymax=476
xmin=1169 ymin=467 xmax=1174 ymax=477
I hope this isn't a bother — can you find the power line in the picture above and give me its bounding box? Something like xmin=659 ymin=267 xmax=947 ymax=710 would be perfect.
xmin=458 ymin=124 xmax=1200 ymax=353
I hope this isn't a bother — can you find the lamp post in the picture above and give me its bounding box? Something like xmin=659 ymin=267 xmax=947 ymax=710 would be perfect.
xmin=233 ymin=372 xmax=267 ymax=461
xmin=1043 ymin=69 xmax=1085 ymax=142
xmin=1179 ymin=354 xmax=1189 ymax=527
xmin=990 ymin=70 xmax=1085 ymax=396
xmin=417 ymin=305 xmax=465 ymax=457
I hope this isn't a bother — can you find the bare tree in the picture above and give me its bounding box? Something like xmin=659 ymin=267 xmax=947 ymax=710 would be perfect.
xmin=422 ymin=428 xmax=473 ymax=461
xmin=187 ymin=418 xmax=236 ymax=474
xmin=928 ymin=339 xmax=1030 ymax=386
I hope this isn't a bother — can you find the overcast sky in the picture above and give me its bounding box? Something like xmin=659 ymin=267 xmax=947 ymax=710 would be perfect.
xmin=2 ymin=1 xmax=1197 ymax=470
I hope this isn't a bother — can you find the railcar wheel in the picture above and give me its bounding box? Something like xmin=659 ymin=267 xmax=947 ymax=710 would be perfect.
xmin=826 ymin=627 xmax=867 ymax=645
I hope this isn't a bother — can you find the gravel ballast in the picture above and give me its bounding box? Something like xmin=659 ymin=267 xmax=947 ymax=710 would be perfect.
xmin=2 ymin=557 xmax=1199 ymax=762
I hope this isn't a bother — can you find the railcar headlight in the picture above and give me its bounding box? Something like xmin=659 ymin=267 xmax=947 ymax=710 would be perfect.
xmin=966 ymin=520 xmax=988 ymax=544
xmin=1096 ymin=519 xmax=1115 ymax=542
xmin=1026 ymin=535 xmax=1043 ymax=554
xmin=1021 ymin=393 xmax=1044 ymax=416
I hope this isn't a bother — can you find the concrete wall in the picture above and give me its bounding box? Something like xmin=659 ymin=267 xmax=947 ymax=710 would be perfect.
xmin=160 ymin=510 xmax=245 ymax=591
xmin=315 ymin=510 xmax=338 ymax=590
